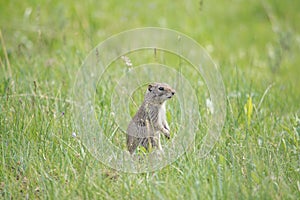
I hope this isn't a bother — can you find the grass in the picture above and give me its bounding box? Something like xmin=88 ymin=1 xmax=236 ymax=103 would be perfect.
xmin=1 ymin=0 xmax=300 ymax=199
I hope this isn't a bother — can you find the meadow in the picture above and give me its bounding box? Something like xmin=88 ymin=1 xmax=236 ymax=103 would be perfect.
xmin=1 ymin=0 xmax=299 ymax=199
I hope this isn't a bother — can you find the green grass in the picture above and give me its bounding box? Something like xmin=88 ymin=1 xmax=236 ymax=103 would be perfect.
xmin=1 ymin=0 xmax=300 ymax=199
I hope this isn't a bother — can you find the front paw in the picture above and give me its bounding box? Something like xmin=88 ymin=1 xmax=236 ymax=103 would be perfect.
xmin=163 ymin=125 xmax=170 ymax=132
xmin=163 ymin=129 xmax=170 ymax=139
xmin=165 ymin=133 xmax=170 ymax=139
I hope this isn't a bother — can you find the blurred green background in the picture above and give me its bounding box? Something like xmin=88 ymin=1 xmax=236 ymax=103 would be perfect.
xmin=1 ymin=0 xmax=299 ymax=199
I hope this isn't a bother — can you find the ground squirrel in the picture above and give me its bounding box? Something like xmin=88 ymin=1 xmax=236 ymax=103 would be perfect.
xmin=126 ymin=82 xmax=176 ymax=154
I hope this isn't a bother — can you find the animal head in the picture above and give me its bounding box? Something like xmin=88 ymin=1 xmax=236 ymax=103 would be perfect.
xmin=145 ymin=82 xmax=176 ymax=104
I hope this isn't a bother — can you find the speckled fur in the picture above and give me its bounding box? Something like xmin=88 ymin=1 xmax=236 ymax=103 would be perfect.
xmin=126 ymin=83 xmax=176 ymax=154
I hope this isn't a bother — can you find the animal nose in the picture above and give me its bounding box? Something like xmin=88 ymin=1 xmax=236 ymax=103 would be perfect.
xmin=171 ymin=91 xmax=175 ymax=95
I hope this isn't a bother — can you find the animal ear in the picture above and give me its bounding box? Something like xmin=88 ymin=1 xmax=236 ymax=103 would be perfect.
xmin=148 ymin=84 xmax=153 ymax=92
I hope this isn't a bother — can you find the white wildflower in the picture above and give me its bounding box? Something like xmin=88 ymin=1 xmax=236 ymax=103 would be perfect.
xmin=121 ymin=56 xmax=133 ymax=67
xmin=206 ymin=98 xmax=214 ymax=114
xmin=72 ymin=132 xmax=77 ymax=138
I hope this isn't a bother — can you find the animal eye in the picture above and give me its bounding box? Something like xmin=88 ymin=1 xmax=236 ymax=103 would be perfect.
xmin=158 ymin=87 xmax=164 ymax=91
